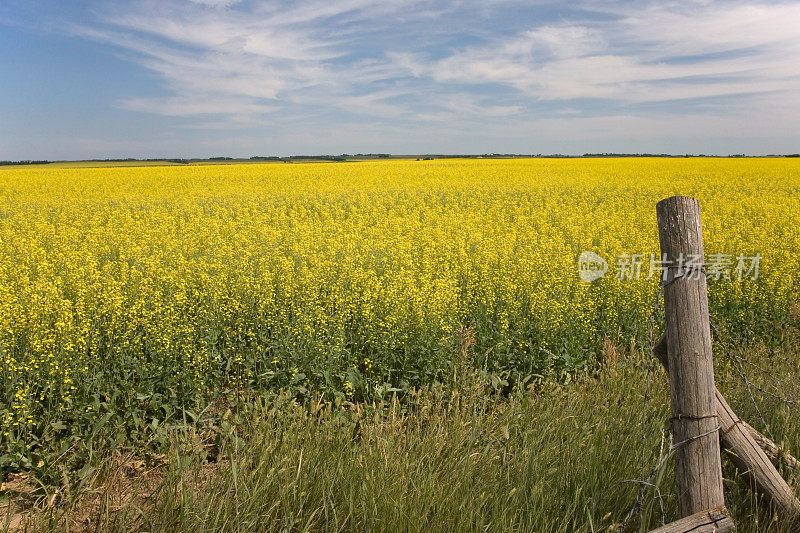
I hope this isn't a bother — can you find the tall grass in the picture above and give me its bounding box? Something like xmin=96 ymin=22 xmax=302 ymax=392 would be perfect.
xmin=11 ymin=334 xmax=798 ymax=532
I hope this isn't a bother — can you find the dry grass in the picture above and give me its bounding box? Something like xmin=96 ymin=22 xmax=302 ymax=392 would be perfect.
xmin=3 ymin=334 xmax=799 ymax=532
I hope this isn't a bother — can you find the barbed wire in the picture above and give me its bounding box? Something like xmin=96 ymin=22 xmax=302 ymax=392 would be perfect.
xmin=634 ymin=287 xmax=663 ymax=526
xmin=599 ymin=421 xmax=725 ymax=531
xmin=595 ymin=435 xmax=668 ymax=531
xmin=709 ymin=318 xmax=797 ymax=408
xmin=709 ymin=320 xmax=775 ymax=441
xmin=594 ymin=285 xmax=665 ymax=531
xmin=598 ymin=284 xmax=799 ymax=531
xmin=708 ymin=318 xmax=800 ymax=470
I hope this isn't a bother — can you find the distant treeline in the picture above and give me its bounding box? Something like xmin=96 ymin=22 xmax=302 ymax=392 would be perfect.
xmin=89 ymin=158 xmax=190 ymax=164
xmin=0 ymin=160 xmax=50 ymax=166
xmin=250 ymin=155 xmax=349 ymax=162
xmin=582 ymin=153 xmax=715 ymax=158
xmin=3 ymin=154 xmax=799 ymax=167
xmin=583 ymin=153 xmax=675 ymax=157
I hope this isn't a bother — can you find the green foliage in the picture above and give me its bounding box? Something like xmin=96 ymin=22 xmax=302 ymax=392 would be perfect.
xmin=4 ymin=335 xmax=800 ymax=532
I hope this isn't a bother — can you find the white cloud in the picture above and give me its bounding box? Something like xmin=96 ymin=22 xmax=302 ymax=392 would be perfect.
xmin=57 ymin=0 xmax=800 ymax=154
xmin=188 ymin=0 xmax=243 ymax=8
xmin=122 ymin=96 xmax=278 ymax=116
xmin=401 ymin=2 xmax=800 ymax=105
xmin=74 ymin=0 xmax=437 ymax=123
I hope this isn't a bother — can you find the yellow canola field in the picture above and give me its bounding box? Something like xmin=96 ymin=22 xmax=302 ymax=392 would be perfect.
xmin=0 ymin=158 xmax=798 ymax=439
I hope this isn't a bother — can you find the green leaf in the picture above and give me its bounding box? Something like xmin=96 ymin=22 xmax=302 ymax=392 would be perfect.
xmin=78 ymin=464 xmax=95 ymax=480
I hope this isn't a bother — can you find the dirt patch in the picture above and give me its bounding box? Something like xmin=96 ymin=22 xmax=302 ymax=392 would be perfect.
xmin=0 ymin=449 xmax=229 ymax=532
xmin=1 ymin=472 xmax=38 ymax=530
xmin=1 ymin=454 xmax=166 ymax=532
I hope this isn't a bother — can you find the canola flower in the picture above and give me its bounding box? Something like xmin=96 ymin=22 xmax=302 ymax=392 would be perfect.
xmin=0 ymin=158 xmax=798 ymax=452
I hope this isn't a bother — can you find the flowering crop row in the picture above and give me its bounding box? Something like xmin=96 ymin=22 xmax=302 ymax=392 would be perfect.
xmin=1 ymin=158 xmax=798 ymax=456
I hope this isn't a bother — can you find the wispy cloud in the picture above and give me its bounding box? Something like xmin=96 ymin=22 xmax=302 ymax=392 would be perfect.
xmin=9 ymin=0 xmax=800 ymax=156
xmin=189 ymin=0 xmax=243 ymax=7
xmin=121 ymin=95 xmax=278 ymax=117
xmin=401 ymin=2 xmax=800 ymax=105
xmin=72 ymin=0 xmax=800 ymax=123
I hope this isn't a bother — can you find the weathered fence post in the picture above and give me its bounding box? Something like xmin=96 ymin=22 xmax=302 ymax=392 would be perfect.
xmin=656 ymin=196 xmax=725 ymax=516
xmin=648 ymin=507 xmax=735 ymax=533
xmin=654 ymin=335 xmax=800 ymax=517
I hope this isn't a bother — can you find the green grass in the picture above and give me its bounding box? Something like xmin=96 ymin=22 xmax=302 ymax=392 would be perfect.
xmin=5 ymin=333 xmax=799 ymax=532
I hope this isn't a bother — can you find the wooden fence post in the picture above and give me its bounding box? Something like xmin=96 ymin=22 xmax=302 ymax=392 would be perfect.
xmin=648 ymin=506 xmax=735 ymax=533
xmin=656 ymin=195 xmax=725 ymax=516
xmin=654 ymin=334 xmax=800 ymax=517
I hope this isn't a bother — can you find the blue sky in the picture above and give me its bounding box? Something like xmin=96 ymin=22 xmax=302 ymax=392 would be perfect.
xmin=2 ymin=0 xmax=800 ymax=159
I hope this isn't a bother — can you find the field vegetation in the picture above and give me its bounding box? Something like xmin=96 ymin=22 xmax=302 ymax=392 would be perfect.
xmin=1 ymin=158 xmax=799 ymax=530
